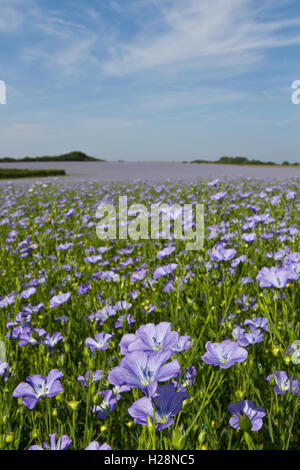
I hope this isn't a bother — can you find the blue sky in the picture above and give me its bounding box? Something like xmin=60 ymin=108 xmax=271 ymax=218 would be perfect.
xmin=1 ymin=0 xmax=300 ymax=162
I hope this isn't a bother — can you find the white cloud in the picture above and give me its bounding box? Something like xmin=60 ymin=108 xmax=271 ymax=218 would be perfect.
xmin=102 ymin=0 xmax=300 ymax=76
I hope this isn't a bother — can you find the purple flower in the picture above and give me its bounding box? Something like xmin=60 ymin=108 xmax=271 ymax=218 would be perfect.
xmin=92 ymin=389 xmax=121 ymax=419
xmin=119 ymin=333 xmax=137 ymax=355
xmin=173 ymin=366 xmax=196 ymax=392
xmin=77 ymin=283 xmax=91 ymax=295
xmin=128 ymin=384 xmax=188 ymax=431
xmin=65 ymin=208 xmax=75 ymax=219
xmin=210 ymin=191 xmax=227 ymax=201
xmin=54 ymin=315 xmax=68 ymax=323
xmin=18 ymin=327 xmax=47 ymax=347
xmin=0 ymin=362 xmax=9 ymax=377
xmin=57 ymin=243 xmax=74 ymax=251
xmin=13 ymin=369 xmax=64 ymax=409
xmin=156 ymin=246 xmax=176 ymax=259
xmin=164 ymin=281 xmax=176 ymax=293
xmin=256 ymin=267 xmax=293 ymax=288
xmin=85 ymin=332 xmax=112 ymax=352
xmin=126 ymin=322 xmax=179 ymax=354
xmin=241 ymin=276 xmax=253 ymax=285
xmin=231 ymin=255 xmax=247 ymax=268
xmin=43 ymin=332 xmax=64 ymax=349
xmin=235 ymin=294 xmax=257 ymax=311
xmin=114 ymin=300 xmax=132 ymax=311
xmin=210 ymin=245 xmax=237 ymax=262
xmin=28 ymin=433 xmax=72 ymax=450
xmin=0 ymin=293 xmax=16 ymax=308
xmin=207 ymin=178 xmax=220 ymax=186
xmin=77 ymin=370 xmax=104 ymax=387
xmin=85 ymin=441 xmax=112 ymax=450
xmin=49 ymin=292 xmax=71 ymax=308
xmin=241 ymin=233 xmax=257 ymax=243
xmin=83 ymin=254 xmax=102 ymax=264
xmin=266 ymin=371 xmax=300 ymax=395
xmin=108 ymin=350 xmax=181 ymax=397
xmin=232 ymin=326 xmax=247 ymax=345
xmin=171 ymin=335 xmax=192 ymax=354
xmin=119 ymin=257 xmax=134 ymax=268
xmin=20 ymin=287 xmax=36 ymax=299
xmin=244 ymin=317 xmax=269 ymax=332
xmin=227 ymin=400 xmax=266 ymax=431
xmin=202 ymin=340 xmax=248 ymax=368
xmin=100 ymin=271 xmax=119 ymax=282
xmin=243 ymin=328 xmax=264 ymax=346
xmin=87 ymin=306 xmax=115 ymax=325
xmin=233 ymin=325 xmax=264 ymax=347
xmin=153 ymin=263 xmax=178 ymax=280
xmin=130 ymin=269 xmax=148 ymax=282
xmin=114 ymin=314 xmax=136 ymax=330
xmin=111 ymin=384 xmax=131 ymax=394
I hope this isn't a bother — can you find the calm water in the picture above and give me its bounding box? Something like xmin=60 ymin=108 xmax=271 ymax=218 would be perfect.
xmin=0 ymin=161 xmax=300 ymax=185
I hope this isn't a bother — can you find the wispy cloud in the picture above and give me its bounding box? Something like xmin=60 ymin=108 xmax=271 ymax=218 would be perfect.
xmin=102 ymin=0 xmax=300 ymax=76
xmin=0 ymin=0 xmax=24 ymax=32
xmin=0 ymin=1 xmax=103 ymax=77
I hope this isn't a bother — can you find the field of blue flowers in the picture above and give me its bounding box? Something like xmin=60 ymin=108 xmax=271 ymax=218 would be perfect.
xmin=0 ymin=177 xmax=299 ymax=450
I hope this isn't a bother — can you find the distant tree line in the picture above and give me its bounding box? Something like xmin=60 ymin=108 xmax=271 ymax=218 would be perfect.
xmin=0 ymin=151 xmax=105 ymax=162
xmin=190 ymin=156 xmax=300 ymax=166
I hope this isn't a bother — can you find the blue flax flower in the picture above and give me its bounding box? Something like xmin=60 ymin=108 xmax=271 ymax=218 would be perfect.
xmin=85 ymin=442 xmax=112 ymax=450
xmin=77 ymin=370 xmax=104 ymax=387
xmin=28 ymin=433 xmax=72 ymax=450
xmin=266 ymin=370 xmax=300 ymax=394
xmin=126 ymin=322 xmax=179 ymax=354
xmin=13 ymin=369 xmax=63 ymax=409
xmin=128 ymin=384 xmax=188 ymax=430
xmin=202 ymin=340 xmax=248 ymax=368
xmin=85 ymin=332 xmax=112 ymax=352
xmin=108 ymin=350 xmax=181 ymax=397
xmin=49 ymin=292 xmax=71 ymax=308
xmin=92 ymin=389 xmax=121 ymax=419
xmin=227 ymin=400 xmax=266 ymax=431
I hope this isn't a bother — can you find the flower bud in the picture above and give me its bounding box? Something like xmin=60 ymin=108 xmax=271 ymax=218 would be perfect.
xmin=198 ymin=430 xmax=206 ymax=446
xmin=235 ymin=389 xmax=244 ymax=399
xmin=271 ymin=346 xmax=280 ymax=357
xmin=31 ymin=429 xmax=38 ymax=440
xmin=283 ymin=355 xmax=291 ymax=365
xmin=5 ymin=433 xmax=13 ymax=444
xmin=172 ymin=428 xmax=186 ymax=450
xmin=67 ymin=400 xmax=80 ymax=411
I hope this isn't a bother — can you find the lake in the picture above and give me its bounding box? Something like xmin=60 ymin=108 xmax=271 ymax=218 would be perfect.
xmin=0 ymin=161 xmax=300 ymax=185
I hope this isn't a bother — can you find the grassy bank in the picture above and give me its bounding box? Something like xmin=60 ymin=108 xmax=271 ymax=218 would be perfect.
xmin=0 ymin=168 xmax=66 ymax=179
